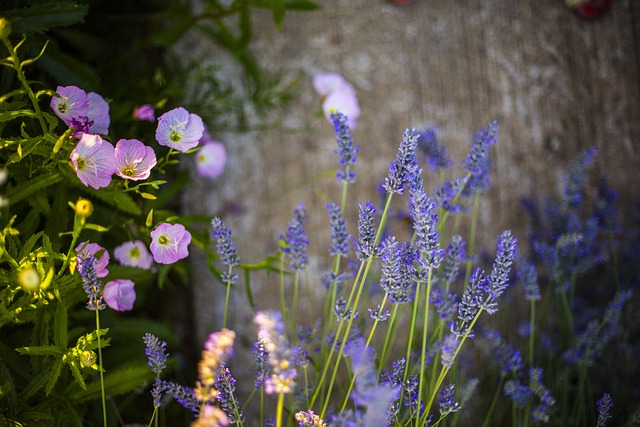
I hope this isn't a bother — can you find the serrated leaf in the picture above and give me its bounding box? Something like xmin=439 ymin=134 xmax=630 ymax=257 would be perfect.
xmin=18 ymin=231 xmax=43 ymax=261
xmin=16 ymin=345 xmax=64 ymax=356
xmin=45 ymin=357 xmax=64 ymax=395
xmin=4 ymin=171 xmax=62 ymax=205
xmin=5 ymin=2 xmax=89 ymax=34
xmin=68 ymin=361 xmax=86 ymax=390
xmin=53 ymin=302 xmax=67 ymax=347
xmin=69 ymin=363 xmax=154 ymax=402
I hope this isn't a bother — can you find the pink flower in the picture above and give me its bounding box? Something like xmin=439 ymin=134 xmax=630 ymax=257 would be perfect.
xmin=85 ymin=92 xmax=110 ymax=135
xmin=196 ymin=141 xmax=227 ymax=179
xmin=114 ymin=240 xmax=154 ymax=269
xmin=51 ymin=86 xmax=88 ymax=125
xmin=149 ymin=223 xmax=191 ymax=264
xmin=103 ymin=279 xmax=136 ymax=311
xmin=155 ymin=107 xmax=204 ymax=153
xmin=114 ymin=139 xmax=157 ymax=181
xmin=133 ymin=104 xmax=155 ymax=122
xmin=312 ymin=72 xmax=360 ymax=129
xmin=76 ymin=242 xmax=110 ymax=278
xmin=70 ymin=134 xmax=116 ymax=189
xmin=51 ymin=86 xmax=110 ymax=137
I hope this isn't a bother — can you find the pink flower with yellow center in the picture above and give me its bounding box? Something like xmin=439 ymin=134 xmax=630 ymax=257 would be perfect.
xmin=103 ymin=279 xmax=136 ymax=311
xmin=149 ymin=223 xmax=191 ymax=264
xmin=155 ymin=107 xmax=204 ymax=153
xmin=70 ymin=134 xmax=116 ymax=189
xmin=114 ymin=240 xmax=154 ymax=269
xmin=114 ymin=139 xmax=157 ymax=181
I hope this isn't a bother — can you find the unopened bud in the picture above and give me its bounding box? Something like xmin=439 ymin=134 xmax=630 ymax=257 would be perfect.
xmin=0 ymin=17 xmax=12 ymax=39
xmin=75 ymin=198 xmax=93 ymax=217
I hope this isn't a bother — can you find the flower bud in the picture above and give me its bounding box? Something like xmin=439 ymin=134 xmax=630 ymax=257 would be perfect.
xmin=0 ymin=17 xmax=11 ymax=39
xmin=18 ymin=267 xmax=40 ymax=293
xmin=75 ymin=198 xmax=93 ymax=217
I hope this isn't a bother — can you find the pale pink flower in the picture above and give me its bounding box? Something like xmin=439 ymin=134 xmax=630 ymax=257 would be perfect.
xmin=103 ymin=279 xmax=136 ymax=311
xmin=114 ymin=240 xmax=154 ymax=269
xmin=133 ymin=104 xmax=155 ymax=122
xmin=70 ymin=134 xmax=116 ymax=189
xmin=149 ymin=223 xmax=191 ymax=264
xmin=196 ymin=141 xmax=227 ymax=179
xmin=51 ymin=85 xmax=88 ymax=125
xmin=155 ymin=107 xmax=204 ymax=152
xmin=85 ymin=92 xmax=110 ymax=135
xmin=312 ymin=72 xmax=360 ymax=129
xmin=76 ymin=242 xmax=110 ymax=278
xmin=114 ymin=139 xmax=157 ymax=181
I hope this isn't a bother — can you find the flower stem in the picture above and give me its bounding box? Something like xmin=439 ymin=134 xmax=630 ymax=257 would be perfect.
xmin=96 ymin=310 xmax=107 ymax=427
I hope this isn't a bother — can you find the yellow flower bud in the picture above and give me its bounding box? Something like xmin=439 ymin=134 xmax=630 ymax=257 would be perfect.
xmin=75 ymin=198 xmax=93 ymax=217
xmin=0 ymin=17 xmax=11 ymax=39
xmin=18 ymin=267 xmax=40 ymax=293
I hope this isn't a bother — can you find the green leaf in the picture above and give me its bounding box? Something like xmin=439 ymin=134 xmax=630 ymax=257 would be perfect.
xmin=38 ymin=43 xmax=101 ymax=90
xmin=45 ymin=357 xmax=64 ymax=395
xmin=68 ymin=360 xmax=86 ymax=390
xmin=53 ymin=302 xmax=67 ymax=348
xmin=69 ymin=363 xmax=154 ymax=402
xmin=244 ymin=268 xmax=255 ymax=311
xmin=16 ymin=345 xmax=64 ymax=356
xmin=4 ymin=2 xmax=89 ymax=35
xmin=4 ymin=171 xmax=62 ymax=205
xmin=17 ymin=230 xmax=43 ymax=261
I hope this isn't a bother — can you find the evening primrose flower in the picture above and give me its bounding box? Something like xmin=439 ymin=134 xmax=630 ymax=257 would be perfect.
xmin=18 ymin=267 xmax=40 ymax=293
xmin=133 ymin=104 xmax=155 ymax=122
xmin=313 ymin=72 xmax=360 ymax=129
xmin=114 ymin=240 xmax=153 ymax=269
xmin=155 ymin=107 xmax=204 ymax=152
xmin=149 ymin=223 xmax=191 ymax=264
xmin=75 ymin=242 xmax=110 ymax=278
xmin=103 ymin=279 xmax=136 ymax=311
xmin=196 ymin=141 xmax=227 ymax=179
xmin=114 ymin=139 xmax=157 ymax=180
xmin=70 ymin=133 xmax=116 ymax=189
xmin=51 ymin=85 xmax=88 ymax=125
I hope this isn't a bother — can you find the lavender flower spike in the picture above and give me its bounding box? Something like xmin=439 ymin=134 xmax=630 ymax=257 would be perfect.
xmin=484 ymin=230 xmax=518 ymax=307
xmin=143 ymin=333 xmax=168 ymax=375
xmin=596 ymin=393 xmax=613 ymax=426
xmin=327 ymin=203 xmax=350 ymax=257
xmin=282 ymin=203 xmax=309 ymax=272
xmin=330 ymin=111 xmax=359 ymax=182
xmin=383 ymin=128 xmax=420 ymax=194
xmin=211 ymin=217 xmax=239 ymax=284
xmin=462 ymin=121 xmax=499 ymax=194
xmin=355 ymin=201 xmax=378 ymax=261
xmin=408 ymin=168 xmax=443 ymax=269
xmin=77 ymin=253 xmax=105 ymax=311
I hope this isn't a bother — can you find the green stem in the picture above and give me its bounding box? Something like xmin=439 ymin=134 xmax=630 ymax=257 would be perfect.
xmin=276 ymin=392 xmax=285 ymax=427
xmin=417 ymin=269 xmax=434 ymax=408
xmin=96 ymin=310 xmax=107 ymax=427
xmin=481 ymin=374 xmax=505 ymax=427
xmin=223 ymin=265 xmax=233 ymax=328
xmin=377 ymin=304 xmax=401 ymax=376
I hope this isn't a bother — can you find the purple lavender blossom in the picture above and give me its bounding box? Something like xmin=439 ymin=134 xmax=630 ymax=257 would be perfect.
xmin=462 ymin=121 xmax=499 ymax=194
xmin=75 ymin=242 xmax=110 ymax=278
xmin=596 ymin=393 xmax=613 ymax=426
xmin=70 ymin=134 xmax=116 ymax=189
xmin=334 ymin=296 xmax=357 ymax=322
xmin=368 ymin=304 xmax=390 ymax=322
xmin=442 ymin=235 xmax=465 ymax=285
xmin=161 ymin=380 xmax=200 ymax=414
xmin=282 ymin=203 xmax=309 ymax=272
xmin=216 ymin=366 xmax=244 ymax=424
xmin=355 ymin=201 xmax=378 ymax=261
xmin=254 ymin=310 xmax=297 ymax=394
xmin=113 ymin=240 xmax=153 ymax=269
xmin=481 ymin=230 xmax=518 ymax=314
xmin=103 ymin=279 xmax=136 ymax=311
xmin=143 ymin=333 xmax=168 ymax=376
xmin=253 ymin=339 xmax=269 ymax=389
xmin=516 ymin=256 xmax=541 ymax=301
xmin=114 ymin=138 xmax=157 ymax=181
xmin=439 ymin=384 xmax=461 ymax=415
xmin=327 ymin=203 xmax=350 ymax=257
xmin=155 ymin=107 xmax=204 ymax=152
xmin=528 ymin=368 xmax=555 ymax=423
xmin=408 ymin=168 xmax=443 ymax=269
xmin=76 ymin=252 xmax=105 ymax=311
xmin=440 ymin=333 xmax=458 ymax=368
xmin=383 ymin=128 xmax=420 ymax=195
xmin=486 ymin=330 xmax=522 ymax=375
xmin=295 ymin=410 xmax=326 ymax=427
xmin=330 ymin=111 xmax=359 ymax=182
xmin=430 ymin=287 xmax=457 ymax=321
xmin=504 ymin=379 xmax=531 ymax=407
xmin=211 ymin=217 xmax=239 ymax=267
xmin=149 ymin=222 xmax=192 ymax=264
xmin=564 ymin=147 xmax=597 ymax=210
xmin=452 ymin=268 xmax=485 ymax=338
xmin=416 ymin=126 xmax=453 ymax=171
